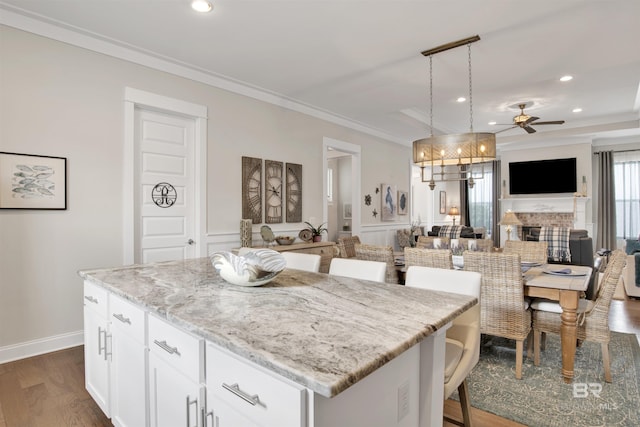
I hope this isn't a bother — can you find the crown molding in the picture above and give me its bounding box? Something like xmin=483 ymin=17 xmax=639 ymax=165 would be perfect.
xmin=0 ymin=4 xmax=403 ymax=145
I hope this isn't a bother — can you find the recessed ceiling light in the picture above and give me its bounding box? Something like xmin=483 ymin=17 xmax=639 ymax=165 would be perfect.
xmin=488 ymin=121 xmax=497 ymax=126
xmin=191 ymin=0 xmax=213 ymax=12
xmin=572 ymin=108 xmax=583 ymax=113
xmin=456 ymin=97 xmax=466 ymax=103
xmin=560 ymin=75 xmax=573 ymax=82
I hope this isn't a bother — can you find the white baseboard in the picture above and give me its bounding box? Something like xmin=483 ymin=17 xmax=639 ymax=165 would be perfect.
xmin=0 ymin=330 xmax=84 ymax=364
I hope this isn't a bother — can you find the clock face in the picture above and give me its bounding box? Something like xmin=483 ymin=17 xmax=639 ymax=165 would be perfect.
xmin=286 ymin=163 xmax=302 ymax=223
xmin=265 ymin=160 xmax=283 ymax=224
xmin=242 ymin=156 xmax=262 ymax=224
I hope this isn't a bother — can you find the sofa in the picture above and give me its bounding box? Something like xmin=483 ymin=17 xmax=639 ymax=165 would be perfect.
xmin=622 ymin=239 xmax=640 ymax=298
xmin=526 ymin=228 xmax=596 ymax=299
xmin=427 ymin=225 xmax=477 ymax=238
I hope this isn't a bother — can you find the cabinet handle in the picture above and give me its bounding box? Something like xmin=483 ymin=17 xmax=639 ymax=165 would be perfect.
xmin=153 ymin=339 xmax=181 ymax=356
xmin=84 ymin=295 xmax=98 ymax=304
xmin=185 ymin=395 xmax=198 ymax=427
xmin=222 ymin=382 xmax=261 ymax=406
xmin=112 ymin=313 xmax=131 ymax=324
xmin=201 ymin=407 xmax=214 ymax=427
xmin=97 ymin=326 xmax=105 ymax=356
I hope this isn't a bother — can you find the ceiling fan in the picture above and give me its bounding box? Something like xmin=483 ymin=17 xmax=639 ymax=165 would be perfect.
xmin=496 ymin=103 xmax=565 ymax=134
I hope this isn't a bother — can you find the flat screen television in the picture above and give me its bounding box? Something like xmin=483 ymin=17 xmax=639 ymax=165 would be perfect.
xmin=509 ymin=158 xmax=577 ymax=195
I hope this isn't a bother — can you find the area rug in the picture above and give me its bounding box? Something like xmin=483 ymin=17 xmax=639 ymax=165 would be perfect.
xmin=453 ymin=332 xmax=640 ymax=427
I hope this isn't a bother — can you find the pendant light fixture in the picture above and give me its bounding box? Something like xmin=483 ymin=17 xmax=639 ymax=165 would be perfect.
xmin=412 ymin=35 xmax=496 ymax=190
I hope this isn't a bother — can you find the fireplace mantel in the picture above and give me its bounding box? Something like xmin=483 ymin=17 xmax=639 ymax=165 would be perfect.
xmin=499 ymin=196 xmax=591 ymax=246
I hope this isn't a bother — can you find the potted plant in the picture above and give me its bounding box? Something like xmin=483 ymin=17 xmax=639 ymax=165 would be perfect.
xmin=304 ymin=221 xmax=327 ymax=242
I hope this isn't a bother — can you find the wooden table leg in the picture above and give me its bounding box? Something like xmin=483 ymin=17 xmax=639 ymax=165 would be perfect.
xmin=559 ymin=290 xmax=579 ymax=383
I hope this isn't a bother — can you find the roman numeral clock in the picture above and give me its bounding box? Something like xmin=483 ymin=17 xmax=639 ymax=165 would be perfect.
xmin=265 ymin=160 xmax=283 ymax=224
xmin=241 ymin=156 xmax=262 ymax=224
xmin=286 ymin=163 xmax=302 ymax=223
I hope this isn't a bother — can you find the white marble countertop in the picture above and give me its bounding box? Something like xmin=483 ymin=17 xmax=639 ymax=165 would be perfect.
xmin=79 ymin=257 xmax=476 ymax=398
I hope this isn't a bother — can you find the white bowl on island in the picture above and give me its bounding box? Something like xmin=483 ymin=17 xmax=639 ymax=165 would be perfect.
xmin=210 ymin=249 xmax=286 ymax=287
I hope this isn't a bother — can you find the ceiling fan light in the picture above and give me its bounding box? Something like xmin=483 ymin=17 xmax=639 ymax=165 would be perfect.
xmin=191 ymin=0 xmax=213 ymax=12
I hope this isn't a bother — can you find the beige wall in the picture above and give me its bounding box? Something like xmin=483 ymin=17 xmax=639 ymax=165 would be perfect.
xmin=0 ymin=26 xmax=410 ymax=358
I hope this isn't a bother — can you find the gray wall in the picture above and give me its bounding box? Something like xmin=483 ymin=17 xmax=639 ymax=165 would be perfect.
xmin=0 ymin=26 xmax=411 ymax=360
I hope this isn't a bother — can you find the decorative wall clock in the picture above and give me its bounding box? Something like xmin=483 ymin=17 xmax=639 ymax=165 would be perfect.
xmin=286 ymin=162 xmax=302 ymax=223
xmin=265 ymin=160 xmax=283 ymax=224
xmin=241 ymin=156 xmax=262 ymax=224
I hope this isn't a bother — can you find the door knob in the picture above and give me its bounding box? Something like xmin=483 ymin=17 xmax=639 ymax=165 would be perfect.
xmin=187 ymin=239 xmax=195 ymax=245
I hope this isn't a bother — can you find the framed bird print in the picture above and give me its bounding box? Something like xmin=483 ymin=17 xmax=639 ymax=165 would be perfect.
xmin=381 ymin=183 xmax=396 ymax=221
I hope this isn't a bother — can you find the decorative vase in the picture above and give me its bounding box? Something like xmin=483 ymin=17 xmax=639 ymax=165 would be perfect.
xmin=240 ymin=219 xmax=252 ymax=248
xmin=313 ymin=235 xmax=322 ymax=242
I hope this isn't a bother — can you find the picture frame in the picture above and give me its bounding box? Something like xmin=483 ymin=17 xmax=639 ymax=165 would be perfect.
xmin=0 ymin=152 xmax=67 ymax=210
xmin=397 ymin=190 xmax=408 ymax=215
xmin=343 ymin=203 xmax=352 ymax=219
xmin=381 ymin=183 xmax=397 ymax=221
xmin=439 ymin=191 xmax=446 ymax=214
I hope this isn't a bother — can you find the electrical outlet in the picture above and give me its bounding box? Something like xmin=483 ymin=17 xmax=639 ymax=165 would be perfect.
xmin=397 ymin=380 xmax=410 ymax=421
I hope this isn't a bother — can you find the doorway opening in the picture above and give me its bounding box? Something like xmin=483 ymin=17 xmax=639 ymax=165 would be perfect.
xmin=323 ymin=138 xmax=361 ymax=242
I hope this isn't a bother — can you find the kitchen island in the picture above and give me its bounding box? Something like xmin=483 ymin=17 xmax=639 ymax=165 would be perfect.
xmin=79 ymin=257 xmax=476 ymax=427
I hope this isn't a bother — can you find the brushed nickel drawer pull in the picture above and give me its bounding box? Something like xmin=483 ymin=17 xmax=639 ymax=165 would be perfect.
xmin=113 ymin=313 xmax=132 ymax=324
xmin=222 ymin=382 xmax=260 ymax=406
xmin=84 ymin=295 xmax=98 ymax=304
xmin=153 ymin=339 xmax=181 ymax=356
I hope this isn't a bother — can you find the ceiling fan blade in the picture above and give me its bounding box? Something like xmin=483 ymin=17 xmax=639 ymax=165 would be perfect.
xmin=531 ymin=120 xmax=565 ymax=125
xmin=523 ymin=126 xmax=537 ymax=134
xmin=494 ymin=125 xmax=517 ymax=134
xmin=524 ymin=116 xmax=540 ymax=125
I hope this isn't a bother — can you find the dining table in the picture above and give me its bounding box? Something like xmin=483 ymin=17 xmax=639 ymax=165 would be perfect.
xmin=523 ymin=264 xmax=593 ymax=383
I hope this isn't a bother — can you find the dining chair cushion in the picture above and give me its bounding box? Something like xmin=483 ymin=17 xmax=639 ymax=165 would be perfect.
xmin=530 ymin=298 xmax=594 ymax=314
xmin=444 ymin=338 xmax=464 ymax=383
xmin=281 ymin=252 xmax=321 ymax=273
xmin=328 ymin=258 xmax=386 ymax=283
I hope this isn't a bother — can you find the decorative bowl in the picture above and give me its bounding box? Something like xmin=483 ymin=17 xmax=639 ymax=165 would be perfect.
xmin=210 ymin=249 xmax=286 ymax=287
xmin=276 ymin=236 xmax=295 ymax=245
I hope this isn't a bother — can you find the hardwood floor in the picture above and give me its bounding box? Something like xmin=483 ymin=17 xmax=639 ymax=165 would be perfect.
xmin=1 ymin=298 xmax=638 ymax=427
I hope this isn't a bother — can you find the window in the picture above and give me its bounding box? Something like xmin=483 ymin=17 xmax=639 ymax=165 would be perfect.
xmin=468 ymin=164 xmax=493 ymax=237
xmin=614 ymin=151 xmax=640 ymax=239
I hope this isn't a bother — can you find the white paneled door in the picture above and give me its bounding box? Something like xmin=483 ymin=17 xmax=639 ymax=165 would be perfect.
xmin=134 ymin=108 xmax=196 ymax=263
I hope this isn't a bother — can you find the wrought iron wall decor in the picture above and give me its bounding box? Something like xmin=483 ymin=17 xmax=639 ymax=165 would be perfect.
xmin=151 ymin=182 xmax=177 ymax=208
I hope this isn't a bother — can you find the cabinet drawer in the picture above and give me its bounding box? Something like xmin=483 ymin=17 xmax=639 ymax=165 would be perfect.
xmin=206 ymin=343 xmax=305 ymax=427
xmin=148 ymin=314 xmax=203 ymax=383
xmin=84 ymin=281 xmax=108 ymax=318
xmin=109 ymin=294 xmax=145 ymax=344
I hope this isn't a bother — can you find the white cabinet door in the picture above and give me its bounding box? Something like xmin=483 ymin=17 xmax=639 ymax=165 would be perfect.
xmin=110 ymin=314 xmax=147 ymax=427
xmin=84 ymin=285 xmax=110 ymax=417
xmin=205 ymin=397 xmax=259 ymax=427
xmin=149 ymin=352 xmax=202 ymax=427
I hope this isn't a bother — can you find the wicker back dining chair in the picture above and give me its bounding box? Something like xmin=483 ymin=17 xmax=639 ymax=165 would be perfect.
xmin=354 ymin=243 xmax=399 ymax=284
xmin=337 ymin=235 xmax=361 ymax=258
xmin=416 ymin=235 xmax=451 ymax=249
xmin=532 ymin=249 xmax=626 ymax=382
xmin=503 ymin=240 xmax=548 ymax=265
xmin=404 ymin=247 xmax=453 ymax=270
xmin=457 ymin=238 xmax=494 ymax=253
xmin=463 ymin=251 xmax=531 ymax=379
